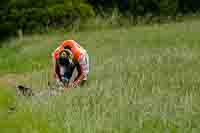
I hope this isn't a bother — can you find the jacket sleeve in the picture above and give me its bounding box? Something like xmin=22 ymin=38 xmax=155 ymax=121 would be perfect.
xmin=74 ymin=54 xmax=89 ymax=84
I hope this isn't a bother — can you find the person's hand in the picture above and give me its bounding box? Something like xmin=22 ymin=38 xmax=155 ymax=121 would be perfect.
xmin=64 ymin=83 xmax=74 ymax=91
xmin=63 ymin=82 xmax=75 ymax=89
xmin=71 ymin=80 xmax=81 ymax=88
xmin=56 ymin=79 xmax=64 ymax=87
xmin=70 ymin=83 xmax=76 ymax=88
xmin=63 ymin=80 xmax=81 ymax=91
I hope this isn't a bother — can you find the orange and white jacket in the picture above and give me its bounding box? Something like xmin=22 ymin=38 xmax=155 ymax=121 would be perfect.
xmin=52 ymin=40 xmax=89 ymax=83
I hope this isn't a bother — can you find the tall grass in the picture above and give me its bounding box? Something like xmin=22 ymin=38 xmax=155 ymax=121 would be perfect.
xmin=1 ymin=20 xmax=200 ymax=132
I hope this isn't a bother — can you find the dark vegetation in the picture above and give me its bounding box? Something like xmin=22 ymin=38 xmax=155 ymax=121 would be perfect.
xmin=0 ymin=0 xmax=200 ymax=41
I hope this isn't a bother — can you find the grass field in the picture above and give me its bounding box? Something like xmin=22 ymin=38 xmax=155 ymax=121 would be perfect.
xmin=0 ymin=20 xmax=200 ymax=132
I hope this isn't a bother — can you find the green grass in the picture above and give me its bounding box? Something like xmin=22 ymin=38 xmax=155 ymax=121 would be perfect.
xmin=1 ymin=20 xmax=200 ymax=132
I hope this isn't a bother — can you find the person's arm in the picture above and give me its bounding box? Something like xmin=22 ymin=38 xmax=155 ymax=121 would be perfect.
xmin=73 ymin=64 xmax=85 ymax=86
xmin=73 ymin=54 xmax=88 ymax=86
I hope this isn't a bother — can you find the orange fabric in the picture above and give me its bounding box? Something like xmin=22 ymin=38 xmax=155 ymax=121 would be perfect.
xmin=52 ymin=40 xmax=87 ymax=84
xmin=52 ymin=40 xmax=82 ymax=63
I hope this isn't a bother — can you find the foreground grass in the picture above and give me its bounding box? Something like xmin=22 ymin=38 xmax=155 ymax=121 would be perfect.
xmin=1 ymin=20 xmax=200 ymax=132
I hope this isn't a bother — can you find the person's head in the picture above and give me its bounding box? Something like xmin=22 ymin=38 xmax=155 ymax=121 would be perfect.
xmin=58 ymin=49 xmax=73 ymax=66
